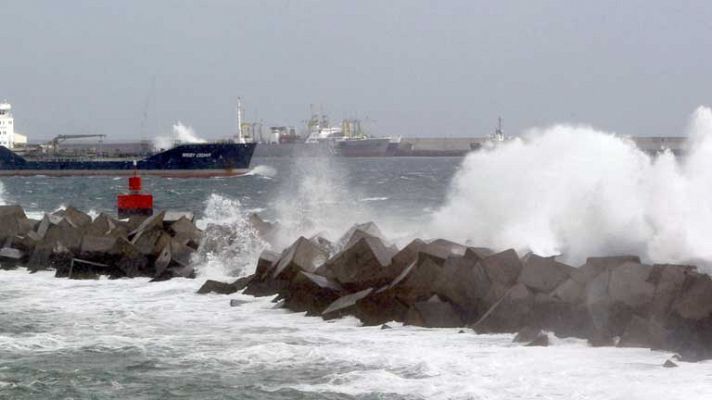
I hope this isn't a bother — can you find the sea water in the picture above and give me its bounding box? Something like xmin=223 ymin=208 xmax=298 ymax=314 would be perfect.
xmin=3 ymin=109 xmax=712 ymax=398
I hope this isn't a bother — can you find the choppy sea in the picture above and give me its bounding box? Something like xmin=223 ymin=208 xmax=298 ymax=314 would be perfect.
xmin=1 ymin=156 xmax=711 ymax=399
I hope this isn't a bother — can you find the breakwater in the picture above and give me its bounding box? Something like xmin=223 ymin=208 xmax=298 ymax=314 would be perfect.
xmin=0 ymin=205 xmax=202 ymax=280
xmin=3 ymin=202 xmax=711 ymax=365
xmin=202 ymin=221 xmax=712 ymax=364
xmin=254 ymin=136 xmax=688 ymax=157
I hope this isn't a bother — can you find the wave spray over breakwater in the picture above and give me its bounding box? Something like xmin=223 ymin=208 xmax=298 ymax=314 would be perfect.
xmin=433 ymin=106 xmax=712 ymax=267
xmin=153 ymin=122 xmax=207 ymax=150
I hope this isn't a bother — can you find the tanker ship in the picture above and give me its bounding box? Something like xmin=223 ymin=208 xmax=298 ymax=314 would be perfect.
xmin=0 ymin=101 xmax=256 ymax=177
xmin=0 ymin=141 xmax=256 ymax=177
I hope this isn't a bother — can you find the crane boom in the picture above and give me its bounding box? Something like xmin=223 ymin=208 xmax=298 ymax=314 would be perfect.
xmin=49 ymin=134 xmax=107 ymax=147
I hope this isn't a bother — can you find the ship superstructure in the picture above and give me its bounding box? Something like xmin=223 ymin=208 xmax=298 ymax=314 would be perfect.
xmin=0 ymin=102 xmax=256 ymax=177
xmin=0 ymin=102 xmax=15 ymax=148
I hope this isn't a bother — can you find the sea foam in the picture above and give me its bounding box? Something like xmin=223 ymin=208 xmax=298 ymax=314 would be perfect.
xmin=432 ymin=106 xmax=712 ymax=268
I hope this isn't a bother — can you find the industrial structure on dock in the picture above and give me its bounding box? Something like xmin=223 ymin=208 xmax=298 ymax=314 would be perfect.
xmin=0 ymin=100 xmax=692 ymax=159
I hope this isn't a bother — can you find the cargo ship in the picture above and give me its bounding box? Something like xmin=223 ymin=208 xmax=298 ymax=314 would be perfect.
xmin=0 ymin=141 xmax=256 ymax=177
xmin=0 ymin=101 xmax=256 ymax=177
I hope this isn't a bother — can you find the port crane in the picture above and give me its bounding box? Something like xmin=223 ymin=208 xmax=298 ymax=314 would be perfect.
xmin=47 ymin=134 xmax=107 ymax=155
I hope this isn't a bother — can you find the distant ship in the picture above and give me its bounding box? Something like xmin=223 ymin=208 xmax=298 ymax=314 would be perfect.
xmin=0 ymin=101 xmax=256 ymax=177
xmin=0 ymin=141 xmax=256 ymax=177
xmin=303 ymin=113 xmax=394 ymax=157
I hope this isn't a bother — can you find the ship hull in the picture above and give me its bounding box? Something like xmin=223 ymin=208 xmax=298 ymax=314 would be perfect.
xmin=254 ymin=142 xmax=333 ymax=157
xmin=333 ymin=138 xmax=390 ymax=157
xmin=0 ymin=168 xmax=251 ymax=177
xmin=0 ymin=142 xmax=256 ymax=177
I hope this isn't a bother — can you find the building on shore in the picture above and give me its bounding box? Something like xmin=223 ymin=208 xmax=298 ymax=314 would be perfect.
xmin=0 ymin=101 xmax=16 ymax=148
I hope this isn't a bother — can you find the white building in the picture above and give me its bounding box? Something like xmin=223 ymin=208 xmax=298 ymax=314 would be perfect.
xmin=0 ymin=101 xmax=15 ymax=148
xmin=13 ymin=132 xmax=27 ymax=147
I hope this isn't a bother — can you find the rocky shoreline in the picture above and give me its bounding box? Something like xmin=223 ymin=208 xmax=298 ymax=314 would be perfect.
xmin=2 ymin=203 xmax=710 ymax=365
xmin=201 ymin=222 xmax=712 ymax=364
xmin=0 ymin=205 xmax=202 ymax=280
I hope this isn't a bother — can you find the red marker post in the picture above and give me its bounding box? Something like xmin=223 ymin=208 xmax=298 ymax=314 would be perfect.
xmin=117 ymin=174 xmax=153 ymax=219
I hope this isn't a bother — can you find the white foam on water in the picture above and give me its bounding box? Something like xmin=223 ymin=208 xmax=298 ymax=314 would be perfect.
xmin=432 ymin=106 xmax=712 ymax=268
xmin=247 ymin=165 xmax=277 ymax=179
xmin=193 ymin=193 xmax=269 ymax=278
xmin=0 ymin=181 xmax=6 ymax=206
xmin=1 ymin=268 xmax=709 ymax=399
xmin=359 ymin=197 xmax=389 ymax=202
xmin=153 ymin=122 xmax=207 ymax=151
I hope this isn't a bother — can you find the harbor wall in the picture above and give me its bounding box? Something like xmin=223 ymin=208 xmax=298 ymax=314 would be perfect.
xmin=255 ymin=136 xmax=689 ymax=157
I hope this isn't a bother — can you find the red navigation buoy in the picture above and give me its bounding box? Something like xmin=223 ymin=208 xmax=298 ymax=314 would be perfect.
xmin=117 ymin=174 xmax=153 ymax=219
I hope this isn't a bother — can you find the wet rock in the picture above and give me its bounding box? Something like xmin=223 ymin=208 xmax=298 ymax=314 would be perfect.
xmin=526 ymin=332 xmax=550 ymax=347
xmin=389 ymin=254 xmax=443 ymax=306
xmin=350 ymin=287 xmax=410 ymax=326
xmin=433 ymin=255 xmax=481 ymax=322
xmin=169 ymin=216 xmax=203 ymax=248
xmin=513 ymin=326 xmax=544 ymax=343
xmin=337 ymin=222 xmax=386 ymax=249
xmin=65 ymin=258 xmax=106 ymax=279
xmin=618 ymin=315 xmax=667 ymax=349
xmin=518 ymin=254 xmax=574 ymax=293
xmin=84 ymin=213 xmax=114 ymax=236
xmin=154 ymin=244 xmax=171 ymax=276
xmin=231 ymin=275 xmax=255 ymax=291
xmin=551 ymin=278 xmax=585 ymax=305
xmin=404 ymin=296 xmax=463 ymax=328
xmin=244 ymin=250 xmax=288 ymax=297
xmin=529 ymin=292 xmax=593 ymax=339
xmin=309 ymin=235 xmax=335 ymax=255
xmin=197 ymin=280 xmax=239 ymax=295
xmin=0 ymin=205 xmax=26 ymax=220
xmin=480 ymin=249 xmax=523 ymax=287
xmin=463 ymin=247 xmax=494 ymax=263
xmin=155 ymin=264 xmax=195 ymax=281
xmin=423 ymin=239 xmax=468 ymax=259
xmin=322 ymin=288 xmax=374 ymax=318
xmin=164 ymin=211 xmax=194 ymax=223
xmin=255 ymin=250 xmax=280 ymax=278
xmin=608 ymin=262 xmax=655 ymax=309
xmin=671 ymin=273 xmax=712 ymax=321
xmin=0 ymin=247 xmax=23 ymax=269
xmin=572 ymin=255 xmax=641 ymax=284
xmin=283 ymin=271 xmax=343 ymax=315
xmin=80 ymin=235 xmax=118 ymax=257
xmin=170 ymin=238 xmax=195 ymax=267
xmin=648 ymin=264 xmax=695 ymax=318
xmin=129 ymin=211 xmax=165 ymax=237
xmin=248 ymin=213 xmax=278 ymax=242
xmin=323 ymin=236 xmax=396 ymax=291
xmin=472 ymin=283 xmax=534 ymax=333
xmin=0 ymin=217 xmax=23 ymax=242
xmin=585 ymin=269 xmax=621 ymax=336
xmin=35 ymin=215 xmax=51 ymax=239
xmin=64 ymin=206 xmax=92 ymax=227
xmin=663 ymin=359 xmax=678 ymax=368
xmin=197 ymin=223 xmax=232 ymax=254
xmin=587 ymin=329 xmax=617 ymax=347
xmin=43 ymin=219 xmax=83 ymax=252
xmin=272 ymin=236 xmax=329 ymax=281
xmin=390 ymin=239 xmax=426 ymax=270
xmin=114 ymin=238 xmax=148 ymax=278
xmin=131 ymin=227 xmax=163 ymax=255
xmin=230 ymin=299 xmax=248 ymax=307
xmin=381 ymin=324 xmax=392 ymax=330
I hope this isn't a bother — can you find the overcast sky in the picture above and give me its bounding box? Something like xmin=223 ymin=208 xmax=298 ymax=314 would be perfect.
xmin=1 ymin=0 xmax=711 ymax=140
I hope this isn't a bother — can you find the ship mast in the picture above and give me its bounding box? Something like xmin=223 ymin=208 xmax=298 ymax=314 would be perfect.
xmin=493 ymin=116 xmax=504 ymax=142
xmin=236 ymin=97 xmax=243 ymax=143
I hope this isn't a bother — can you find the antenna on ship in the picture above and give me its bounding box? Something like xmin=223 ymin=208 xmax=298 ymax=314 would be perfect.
xmin=493 ymin=116 xmax=504 ymax=142
xmin=236 ymin=97 xmax=243 ymax=143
